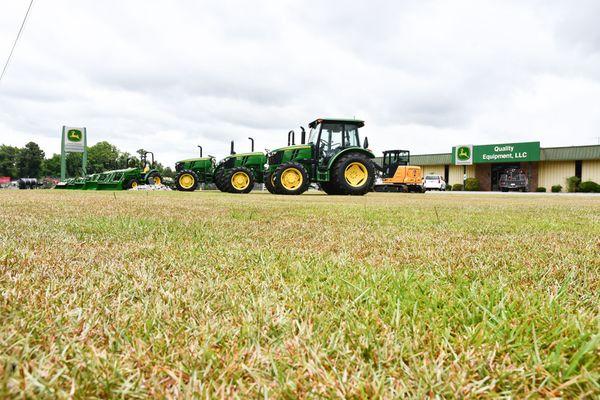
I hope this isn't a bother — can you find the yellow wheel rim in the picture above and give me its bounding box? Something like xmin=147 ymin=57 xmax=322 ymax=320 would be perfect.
xmin=153 ymin=176 xmax=162 ymax=185
xmin=281 ymin=168 xmax=303 ymax=190
xmin=131 ymin=181 xmax=138 ymax=188
xmin=344 ymin=162 xmax=368 ymax=187
xmin=231 ymin=172 xmax=250 ymax=190
xmin=179 ymin=174 xmax=194 ymax=189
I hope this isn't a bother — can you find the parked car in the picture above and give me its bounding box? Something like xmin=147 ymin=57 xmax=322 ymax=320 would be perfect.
xmin=423 ymin=175 xmax=446 ymax=191
xmin=499 ymin=168 xmax=528 ymax=192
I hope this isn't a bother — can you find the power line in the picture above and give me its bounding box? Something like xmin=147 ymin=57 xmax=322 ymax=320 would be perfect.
xmin=0 ymin=0 xmax=35 ymax=85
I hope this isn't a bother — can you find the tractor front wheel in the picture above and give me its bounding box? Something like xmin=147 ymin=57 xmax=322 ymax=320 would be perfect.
xmin=330 ymin=153 xmax=375 ymax=195
xmin=175 ymin=170 xmax=198 ymax=191
xmin=264 ymin=171 xmax=278 ymax=194
xmin=224 ymin=167 xmax=255 ymax=194
xmin=124 ymin=178 xmax=140 ymax=190
xmin=274 ymin=162 xmax=309 ymax=195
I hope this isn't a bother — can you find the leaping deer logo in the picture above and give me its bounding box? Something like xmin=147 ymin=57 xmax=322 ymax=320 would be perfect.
xmin=68 ymin=129 xmax=82 ymax=142
xmin=457 ymin=146 xmax=470 ymax=160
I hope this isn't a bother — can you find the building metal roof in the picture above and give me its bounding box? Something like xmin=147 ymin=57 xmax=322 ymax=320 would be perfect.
xmin=379 ymin=144 xmax=600 ymax=166
xmin=540 ymin=145 xmax=600 ymax=161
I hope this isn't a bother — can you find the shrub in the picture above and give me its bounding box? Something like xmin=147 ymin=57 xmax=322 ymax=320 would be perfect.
xmin=536 ymin=187 xmax=546 ymax=192
xmin=464 ymin=177 xmax=480 ymax=191
xmin=578 ymin=181 xmax=600 ymax=193
xmin=452 ymin=183 xmax=464 ymax=191
xmin=551 ymin=185 xmax=562 ymax=193
xmin=566 ymin=176 xmax=580 ymax=192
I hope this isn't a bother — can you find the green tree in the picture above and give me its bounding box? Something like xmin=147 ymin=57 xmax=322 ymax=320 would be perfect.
xmin=43 ymin=154 xmax=62 ymax=177
xmin=0 ymin=145 xmax=20 ymax=178
xmin=87 ymin=141 xmax=120 ymax=173
xmin=66 ymin=152 xmax=83 ymax=177
xmin=17 ymin=142 xmax=45 ymax=178
xmin=116 ymin=152 xmax=138 ymax=169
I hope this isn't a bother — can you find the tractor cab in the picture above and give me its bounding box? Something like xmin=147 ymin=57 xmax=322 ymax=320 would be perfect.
xmin=307 ymin=118 xmax=367 ymax=164
xmin=380 ymin=150 xmax=410 ymax=178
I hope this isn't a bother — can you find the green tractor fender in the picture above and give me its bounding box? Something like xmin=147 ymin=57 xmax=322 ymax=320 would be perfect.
xmin=143 ymin=168 xmax=162 ymax=184
xmin=326 ymin=147 xmax=375 ymax=170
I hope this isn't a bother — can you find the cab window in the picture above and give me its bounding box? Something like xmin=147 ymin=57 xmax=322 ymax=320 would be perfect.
xmin=343 ymin=124 xmax=359 ymax=147
xmin=320 ymin=123 xmax=344 ymax=156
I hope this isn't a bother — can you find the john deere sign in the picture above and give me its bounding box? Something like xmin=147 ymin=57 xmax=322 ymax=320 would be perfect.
xmin=61 ymin=126 xmax=88 ymax=180
xmin=63 ymin=127 xmax=86 ymax=152
xmin=454 ymin=145 xmax=473 ymax=165
xmin=453 ymin=142 xmax=540 ymax=165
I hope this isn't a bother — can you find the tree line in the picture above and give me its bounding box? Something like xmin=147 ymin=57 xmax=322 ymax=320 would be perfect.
xmin=0 ymin=141 xmax=173 ymax=179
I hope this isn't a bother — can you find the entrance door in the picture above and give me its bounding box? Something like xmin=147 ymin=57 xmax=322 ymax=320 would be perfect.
xmin=491 ymin=163 xmax=520 ymax=191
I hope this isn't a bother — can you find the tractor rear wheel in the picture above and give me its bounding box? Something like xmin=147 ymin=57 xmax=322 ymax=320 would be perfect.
xmin=146 ymin=171 xmax=163 ymax=185
xmin=224 ymin=167 xmax=255 ymax=194
xmin=175 ymin=170 xmax=198 ymax=191
xmin=318 ymin=180 xmax=340 ymax=195
xmin=330 ymin=153 xmax=375 ymax=195
xmin=213 ymin=167 xmax=226 ymax=191
xmin=264 ymin=171 xmax=278 ymax=194
xmin=274 ymin=162 xmax=309 ymax=195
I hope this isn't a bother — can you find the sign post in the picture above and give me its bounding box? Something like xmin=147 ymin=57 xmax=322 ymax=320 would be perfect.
xmin=60 ymin=126 xmax=87 ymax=180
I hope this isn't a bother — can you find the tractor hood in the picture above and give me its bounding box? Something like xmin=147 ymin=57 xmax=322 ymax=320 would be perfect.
xmin=270 ymin=144 xmax=311 ymax=153
xmin=176 ymin=157 xmax=214 ymax=162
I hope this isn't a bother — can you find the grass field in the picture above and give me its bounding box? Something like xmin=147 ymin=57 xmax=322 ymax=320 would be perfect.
xmin=0 ymin=190 xmax=598 ymax=398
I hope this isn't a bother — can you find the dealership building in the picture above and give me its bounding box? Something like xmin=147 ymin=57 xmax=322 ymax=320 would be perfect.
xmin=406 ymin=142 xmax=600 ymax=191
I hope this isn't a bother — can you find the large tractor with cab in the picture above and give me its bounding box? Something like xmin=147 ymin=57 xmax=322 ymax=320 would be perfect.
xmin=174 ymin=138 xmax=267 ymax=193
xmin=264 ymin=118 xmax=376 ymax=195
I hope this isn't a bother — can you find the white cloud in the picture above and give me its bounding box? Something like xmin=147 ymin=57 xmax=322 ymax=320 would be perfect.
xmin=1 ymin=0 xmax=599 ymax=166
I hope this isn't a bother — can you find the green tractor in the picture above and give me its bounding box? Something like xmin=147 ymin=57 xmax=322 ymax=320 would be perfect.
xmin=174 ymin=138 xmax=267 ymax=193
xmin=173 ymin=145 xmax=216 ymax=191
xmin=55 ymin=151 xmax=162 ymax=190
xmin=265 ymin=118 xmax=376 ymax=195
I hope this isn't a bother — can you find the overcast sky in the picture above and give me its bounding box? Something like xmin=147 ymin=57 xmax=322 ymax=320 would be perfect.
xmin=1 ymin=0 xmax=600 ymax=165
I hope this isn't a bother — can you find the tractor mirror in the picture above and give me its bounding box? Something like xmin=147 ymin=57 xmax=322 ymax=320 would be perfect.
xmin=363 ymin=137 xmax=369 ymax=149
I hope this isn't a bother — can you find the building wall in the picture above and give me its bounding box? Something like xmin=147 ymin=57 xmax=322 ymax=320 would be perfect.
xmin=448 ymin=165 xmax=475 ymax=185
xmin=475 ymin=164 xmax=491 ymax=191
xmin=538 ymin=161 xmax=575 ymax=189
xmin=420 ymin=165 xmax=445 ymax=177
xmin=520 ymin=162 xmax=539 ymax=192
xmin=582 ymin=160 xmax=600 ymax=182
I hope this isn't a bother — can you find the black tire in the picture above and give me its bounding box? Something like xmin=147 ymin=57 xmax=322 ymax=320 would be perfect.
xmin=124 ymin=178 xmax=140 ymax=189
xmin=319 ymin=180 xmax=340 ymax=195
xmin=264 ymin=171 xmax=278 ymax=194
xmin=213 ymin=167 xmax=225 ymax=191
xmin=329 ymin=153 xmax=375 ymax=195
xmin=146 ymin=171 xmax=163 ymax=185
xmin=273 ymin=162 xmax=310 ymax=195
xmin=223 ymin=167 xmax=255 ymax=194
xmin=175 ymin=169 xmax=199 ymax=192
